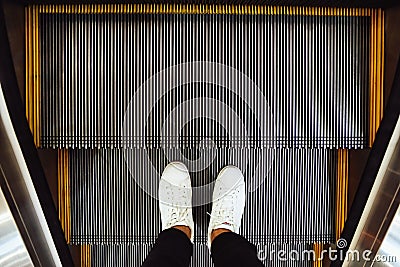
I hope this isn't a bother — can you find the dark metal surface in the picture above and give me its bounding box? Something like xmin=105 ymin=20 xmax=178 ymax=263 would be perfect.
xmin=384 ymin=6 xmax=400 ymax=108
xmin=68 ymin=148 xmax=336 ymax=245
xmin=15 ymin=0 xmax=400 ymax=9
xmin=40 ymin=13 xmax=370 ymax=149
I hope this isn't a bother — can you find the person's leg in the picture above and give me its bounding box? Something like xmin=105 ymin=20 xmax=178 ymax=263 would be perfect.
xmin=142 ymin=162 xmax=194 ymax=267
xmin=142 ymin=227 xmax=192 ymax=267
xmin=207 ymin=166 xmax=264 ymax=267
xmin=211 ymin=231 xmax=264 ymax=267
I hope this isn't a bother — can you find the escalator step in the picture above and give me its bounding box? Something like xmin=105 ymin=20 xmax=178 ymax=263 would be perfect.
xmin=39 ymin=13 xmax=369 ymax=149
xmin=69 ymin=148 xmax=336 ymax=245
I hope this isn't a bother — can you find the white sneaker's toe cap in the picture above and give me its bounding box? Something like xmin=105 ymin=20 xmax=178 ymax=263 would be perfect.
xmin=216 ymin=165 xmax=245 ymax=189
xmin=161 ymin=161 xmax=190 ymax=186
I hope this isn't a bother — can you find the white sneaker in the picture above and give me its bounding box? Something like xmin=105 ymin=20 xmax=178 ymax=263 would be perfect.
xmin=207 ymin=166 xmax=246 ymax=249
xmin=159 ymin=162 xmax=194 ymax=242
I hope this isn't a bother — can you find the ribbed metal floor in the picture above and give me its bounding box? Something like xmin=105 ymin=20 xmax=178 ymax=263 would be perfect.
xmin=25 ymin=5 xmax=384 ymax=266
xmin=40 ymin=13 xmax=370 ymax=149
xmin=69 ymin=148 xmax=335 ymax=244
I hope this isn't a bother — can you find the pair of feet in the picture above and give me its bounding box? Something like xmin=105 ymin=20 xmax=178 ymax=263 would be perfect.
xmin=159 ymin=162 xmax=246 ymax=249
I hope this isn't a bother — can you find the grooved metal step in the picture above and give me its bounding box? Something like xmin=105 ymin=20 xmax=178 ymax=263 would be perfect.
xmin=24 ymin=5 xmax=386 ymax=266
xmin=69 ymin=148 xmax=336 ymax=245
xmin=39 ymin=13 xmax=370 ymax=149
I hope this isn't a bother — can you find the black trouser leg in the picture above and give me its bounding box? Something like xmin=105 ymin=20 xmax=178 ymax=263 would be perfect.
xmin=211 ymin=232 xmax=264 ymax=267
xmin=142 ymin=228 xmax=193 ymax=267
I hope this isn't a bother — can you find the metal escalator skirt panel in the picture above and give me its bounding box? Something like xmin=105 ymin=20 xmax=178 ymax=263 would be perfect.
xmin=40 ymin=13 xmax=370 ymax=149
xmin=69 ymin=148 xmax=336 ymax=244
xmin=89 ymin=243 xmax=314 ymax=267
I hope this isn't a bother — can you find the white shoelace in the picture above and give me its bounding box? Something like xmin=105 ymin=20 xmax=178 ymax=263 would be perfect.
xmin=163 ymin=183 xmax=191 ymax=227
xmin=208 ymin=188 xmax=239 ymax=228
xmin=166 ymin=207 xmax=191 ymax=227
